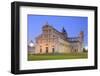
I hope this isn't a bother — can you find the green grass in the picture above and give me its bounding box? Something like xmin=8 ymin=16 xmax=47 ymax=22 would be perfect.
xmin=28 ymin=52 xmax=88 ymax=61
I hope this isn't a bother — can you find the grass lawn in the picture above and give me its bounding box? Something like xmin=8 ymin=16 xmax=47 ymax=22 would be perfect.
xmin=28 ymin=52 xmax=88 ymax=61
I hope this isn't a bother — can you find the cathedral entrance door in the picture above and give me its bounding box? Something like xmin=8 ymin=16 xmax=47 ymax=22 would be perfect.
xmin=46 ymin=47 xmax=48 ymax=53
xmin=52 ymin=48 xmax=55 ymax=53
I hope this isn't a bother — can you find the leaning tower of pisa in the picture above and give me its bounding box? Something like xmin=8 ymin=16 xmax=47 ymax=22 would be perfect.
xmin=79 ymin=31 xmax=84 ymax=52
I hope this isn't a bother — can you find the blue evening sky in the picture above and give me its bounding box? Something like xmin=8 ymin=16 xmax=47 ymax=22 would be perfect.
xmin=28 ymin=15 xmax=88 ymax=47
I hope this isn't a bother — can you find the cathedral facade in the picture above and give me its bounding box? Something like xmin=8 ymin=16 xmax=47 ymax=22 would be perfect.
xmin=34 ymin=23 xmax=84 ymax=54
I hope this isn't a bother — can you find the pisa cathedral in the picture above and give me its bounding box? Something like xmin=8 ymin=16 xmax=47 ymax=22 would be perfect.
xmin=29 ymin=23 xmax=84 ymax=54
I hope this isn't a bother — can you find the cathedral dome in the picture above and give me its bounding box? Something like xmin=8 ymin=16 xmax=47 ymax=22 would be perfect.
xmin=43 ymin=22 xmax=50 ymax=28
xmin=62 ymin=27 xmax=68 ymax=38
xmin=28 ymin=40 xmax=34 ymax=47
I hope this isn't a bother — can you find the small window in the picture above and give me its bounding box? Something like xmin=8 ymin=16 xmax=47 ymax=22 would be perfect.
xmin=52 ymin=45 xmax=54 ymax=47
xmin=46 ymin=44 xmax=48 ymax=46
xmin=53 ymin=35 xmax=55 ymax=37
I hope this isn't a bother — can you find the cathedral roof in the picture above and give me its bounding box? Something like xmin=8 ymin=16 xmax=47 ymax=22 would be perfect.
xmin=41 ymin=22 xmax=80 ymax=43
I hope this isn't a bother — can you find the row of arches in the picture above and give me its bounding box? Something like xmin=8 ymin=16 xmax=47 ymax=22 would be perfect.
xmin=71 ymin=47 xmax=78 ymax=52
xmin=40 ymin=47 xmax=55 ymax=53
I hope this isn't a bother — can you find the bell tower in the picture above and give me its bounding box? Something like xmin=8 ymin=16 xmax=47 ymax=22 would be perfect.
xmin=79 ymin=31 xmax=84 ymax=52
xmin=79 ymin=31 xmax=84 ymax=43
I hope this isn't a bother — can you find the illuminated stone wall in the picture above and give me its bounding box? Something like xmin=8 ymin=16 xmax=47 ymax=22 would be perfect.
xmin=34 ymin=23 xmax=83 ymax=54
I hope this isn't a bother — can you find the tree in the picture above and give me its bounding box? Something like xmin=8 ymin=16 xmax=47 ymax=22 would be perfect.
xmin=83 ymin=48 xmax=88 ymax=52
